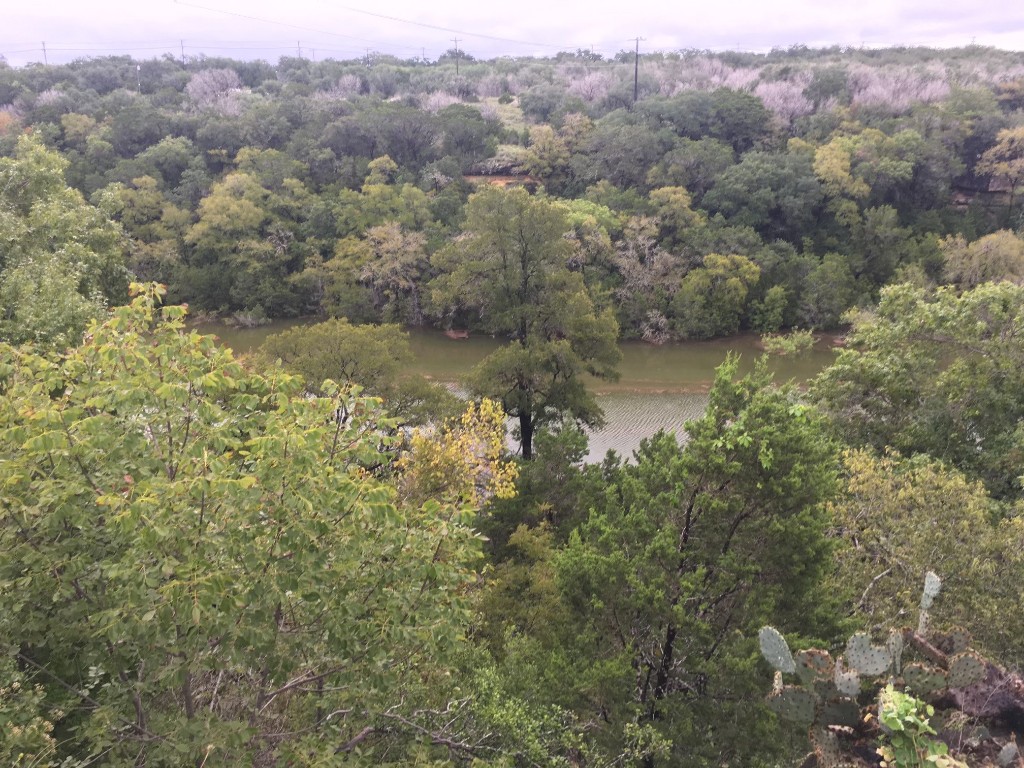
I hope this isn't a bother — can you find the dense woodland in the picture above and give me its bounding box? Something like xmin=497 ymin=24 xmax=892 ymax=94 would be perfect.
xmin=2 ymin=46 xmax=1024 ymax=767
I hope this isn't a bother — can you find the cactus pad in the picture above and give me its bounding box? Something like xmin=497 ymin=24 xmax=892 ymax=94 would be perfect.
xmin=921 ymin=571 xmax=942 ymax=610
xmin=759 ymin=626 xmax=796 ymax=674
xmin=810 ymin=725 xmax=846 ymax=768
xmin=818 ymin=696 xmax=861 ymax=727
xmin=833 ymin=660 xmax=860 ymax=697
xmin=903 ymin=663 xmax=947 ymax=694
xmin=996 ymin=741 xmax=1019 ymax=768
xmin=935 ymin=627 xmax=972 ymax=655
xmin=795 ymin=649 xmax=834 ymax=685
xmin=948 ymin=652 xmax=986 ymax=689
xmin=887 ymin=629 xmax=904 ymax=675
xmin=766 ymin=685 xmax=817 ymax=724
xmin=845 ymin=633 xmax=892 ymax=676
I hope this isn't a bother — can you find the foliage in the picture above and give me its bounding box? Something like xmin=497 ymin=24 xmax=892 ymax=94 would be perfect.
xmin=431 ymin=186 xmax=620 ymax=459
xmin=527 ymin=357 xmax=841 ymax=766
xmin=876 ymin=685 xmax=966 ymax=768
xmin=0 ymin=286 xmax=487 ymax=765
xmin=258 ymin=317 xmax=457 ymax=424
xmin=813 ymin=281 xmax=1024 ymax=500
xmin=941 ymin=229 xmax=1024 ymax=288
xmin=0 ymin=656 xmax=58 ymax=767
xmin=398 ymin=398 xmax=518 ymax=508
xmin=826 ymin=449 xmax=1024 ymax=660
xmin=976 ymin=126 xmax=1024 ymax=224
xmin=0 ymin=134 xmax=127 ymax=348
xmin=671 ymin=252 xmax=760 ymax=339
xmin=760 ymin=328 xmax=816 ymax=356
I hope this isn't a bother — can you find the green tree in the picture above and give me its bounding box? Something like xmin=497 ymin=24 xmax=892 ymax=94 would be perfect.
xmin=0 ymin=287 xmax=486 ymax=765
xmin=827 ymin=449 xmax=1024 ymax=661
xmin=702 ymin=148 xmax=825 ymax=242
xmin=499 ymin=358 xmax=841 ymax=767
xmin=813 ymin=281 xmax=1024 ymax=500
xmin=941 ymin=229 xmax=1024 ymax=288
xmin=0 ymin=134 xmax=127 ymax=348
xmin=259 ymin=317 xmax=457 ymax=424
xmin=431 ymin=187 xmax=620 ymax=459
xmin=976 ymin=126 xmax=1024 ymax=226
xmin=671 ymin=253 xmax=760 ymax=339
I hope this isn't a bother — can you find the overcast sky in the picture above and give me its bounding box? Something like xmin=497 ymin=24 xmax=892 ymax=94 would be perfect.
xmin=4 ymin=0 xmax=1024 ymax=67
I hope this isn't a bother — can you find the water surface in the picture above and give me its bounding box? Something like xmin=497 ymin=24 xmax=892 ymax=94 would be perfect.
xmin=195 ymin=320 xmax=839 ymax=461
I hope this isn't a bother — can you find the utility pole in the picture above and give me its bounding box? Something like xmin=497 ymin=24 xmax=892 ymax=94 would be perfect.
xmin=297 ymin=40 xmax=302 ymax=58
xmin=180 ymin=40 xmax=186 ymax=67
xmin=451 ymin=37 xmax=460 ymax=75
xmin=136 ymin=63 xmax=141 ymax=93
xmin=633 ymin=37 xmax=644 ymax=106
xmin=41 ymin=41 xmax=47 ymax=66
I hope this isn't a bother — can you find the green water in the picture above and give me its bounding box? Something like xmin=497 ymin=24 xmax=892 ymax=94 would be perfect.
xmin=195 ymin=320 xmax=839 ymax=461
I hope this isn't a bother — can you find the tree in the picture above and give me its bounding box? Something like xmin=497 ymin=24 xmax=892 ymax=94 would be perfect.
xmin=645 ymin=138 xmax=735 ymax=203
xmin=813 ymin=281 xmax=1024 ymax=500
xmin=976 ymin=126 xmax=1024 ymax=225
xmin=259 ymin=318 xmax=457 ymax=424
xmin=0 ymin=134 xmax=127 ymax=348
xmin=0 ymin=287 xmax=488 ymax=765
xmin=358 ymin=222 xmax=431 ymax=325
xmin=671 ymin=253 xmax=759 ymax=339
xmin=941 ymin=229 xmax=1024 ymax=288
xmin=702 ymin=149 xmax=825 ymax=243
xmin=431 ymin=187 xmax=620 ymax=459
xmin=827 ymin=449 xmax=1024 ymax=661
xmin=496 ymin=358 xmax=841 ymax=767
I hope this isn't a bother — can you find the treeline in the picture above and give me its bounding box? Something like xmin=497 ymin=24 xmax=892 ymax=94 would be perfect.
xmin=2 ymin=46 xmax=1024 ymax=347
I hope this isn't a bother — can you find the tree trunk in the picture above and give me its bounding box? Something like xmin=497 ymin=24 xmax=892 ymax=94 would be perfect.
xmin=519 ymin=411 xmax=534 ymax=460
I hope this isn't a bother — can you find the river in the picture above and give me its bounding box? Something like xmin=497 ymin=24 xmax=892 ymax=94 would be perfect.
xmin=195 ymin=321 xmax=839 ymax=461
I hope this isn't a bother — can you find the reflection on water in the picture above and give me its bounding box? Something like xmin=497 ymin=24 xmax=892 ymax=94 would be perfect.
xmin=196 ymin=320 xmax=838 ymax=462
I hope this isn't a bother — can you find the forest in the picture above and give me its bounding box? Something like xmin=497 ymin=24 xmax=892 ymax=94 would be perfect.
xmin=2 ymin=44 xmax=1024 ymax=767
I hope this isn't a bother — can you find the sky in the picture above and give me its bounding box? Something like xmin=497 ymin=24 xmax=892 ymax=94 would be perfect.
xmin=3 ymin=0 xmax=1024 ymax=67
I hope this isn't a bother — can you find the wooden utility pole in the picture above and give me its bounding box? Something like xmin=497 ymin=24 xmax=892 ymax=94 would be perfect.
xmin=42 ymin=41 xmax=48 ymax=65
xmin=180 ymin=40 xmax=186 ymax=67
xmin=451 ymin=37 xmax=460 ymax=75
xmin=633 ymin=38 xmax=638 ymax=104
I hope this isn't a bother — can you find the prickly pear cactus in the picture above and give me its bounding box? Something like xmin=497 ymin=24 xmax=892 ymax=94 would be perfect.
xmin=809 ymin=725 xmax=857 ymax=768
xmin=845 ymin=633 xmax=892 ymax=676
xmin=759 ymin=626 xmax=796 ymax=674
xmin=947 ymin=627 xmax=971 ymax=655
xmin=996 ymin=741 xmax=1019 ymax=768
xmin=903 ymin=663 xmax=947 ymax=694
xmin=766 ymin=685 xmax=817 ymax=725
xmin=920 ymin=571 xmax=942 ymax=609
xmin=947 ymin=652 xmax=986 ymax=689
xmin=818 ymin=696 xmax=861 ymax=728
xmin=887 ymin=629 xmax=904 ymax=675
xmin=834 ymin=659 xmax=861 ymax=697
xmin=795 ymin=648 xmax=834 ymax=685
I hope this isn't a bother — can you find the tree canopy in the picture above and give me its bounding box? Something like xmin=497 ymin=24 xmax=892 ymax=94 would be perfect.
xmin=431 ymin=186 xmax=620 ymax=459
xmin=0 ymin=286 xmax=494 ymax=765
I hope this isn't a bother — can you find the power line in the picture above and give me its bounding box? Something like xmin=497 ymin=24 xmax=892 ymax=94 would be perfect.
xmin=333 ymin=3 xmax=574 ymax=50
xmin=171 ymin=0 xmax=423 ymax=53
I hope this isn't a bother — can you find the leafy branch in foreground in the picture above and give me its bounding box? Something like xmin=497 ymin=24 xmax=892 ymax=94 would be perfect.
xmin=0 ymin=284 xmax=494 ymax=765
